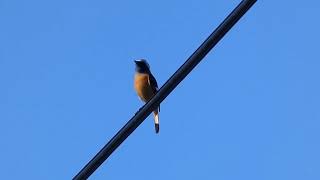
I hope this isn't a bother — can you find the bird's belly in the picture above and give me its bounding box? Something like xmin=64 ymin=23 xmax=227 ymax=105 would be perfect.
xmin=134 ymin=74 xmax=154 ymax=102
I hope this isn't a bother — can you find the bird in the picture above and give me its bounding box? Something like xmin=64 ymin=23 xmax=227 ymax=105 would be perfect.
xmin=134 ymin=59 xmax=160 ymax=133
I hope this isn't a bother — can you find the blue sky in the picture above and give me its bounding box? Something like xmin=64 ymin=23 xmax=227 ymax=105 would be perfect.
xmin=1 ymin=0 xmax=320 ymax=179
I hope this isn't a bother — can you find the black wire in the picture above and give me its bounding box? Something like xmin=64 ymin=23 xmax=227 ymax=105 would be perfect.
xmin=73 ymin=0 xmax=257 ymax=179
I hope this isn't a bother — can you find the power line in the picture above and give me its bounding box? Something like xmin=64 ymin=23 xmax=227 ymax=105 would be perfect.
xmin=73 ymin=0 xmax=257 ymax=179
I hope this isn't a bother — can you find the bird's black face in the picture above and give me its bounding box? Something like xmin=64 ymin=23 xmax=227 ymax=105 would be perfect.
xmin=134 ymin=59 xmax=150 ymax=73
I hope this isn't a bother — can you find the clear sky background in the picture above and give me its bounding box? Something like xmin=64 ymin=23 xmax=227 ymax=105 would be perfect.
xmin=1 ymin=0 xmax=319 ymax=179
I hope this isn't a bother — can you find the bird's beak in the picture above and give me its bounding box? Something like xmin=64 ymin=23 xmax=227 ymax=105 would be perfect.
xmin=134 ymin=60 xmax=138 ymax=64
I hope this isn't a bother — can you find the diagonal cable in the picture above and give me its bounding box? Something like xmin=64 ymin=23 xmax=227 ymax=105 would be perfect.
xmin=73 ymin=0 xmax=257 ymax=179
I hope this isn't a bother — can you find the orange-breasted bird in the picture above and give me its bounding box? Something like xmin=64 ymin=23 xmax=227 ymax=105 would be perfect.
xmin=134 ymin=59 xmax=160 ymax=133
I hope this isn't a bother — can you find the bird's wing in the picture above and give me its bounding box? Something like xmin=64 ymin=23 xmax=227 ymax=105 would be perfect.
xmin=148 ymin=73 xmax=160 ymax=112
xmin=148 ymin=73 xmax=158 ymax=92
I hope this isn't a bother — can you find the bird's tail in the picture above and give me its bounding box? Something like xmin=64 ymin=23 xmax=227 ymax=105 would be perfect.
xmin=153 ymin=110 xmax=159 ymax=134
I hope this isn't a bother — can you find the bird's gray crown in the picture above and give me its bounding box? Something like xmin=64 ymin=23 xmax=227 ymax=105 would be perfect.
xmin=134 ymin=59 xmax=150 ymax=73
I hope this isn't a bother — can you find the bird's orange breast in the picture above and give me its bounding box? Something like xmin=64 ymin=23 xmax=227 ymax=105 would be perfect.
xmin=134 ymin=73 xmax=155 ymax=102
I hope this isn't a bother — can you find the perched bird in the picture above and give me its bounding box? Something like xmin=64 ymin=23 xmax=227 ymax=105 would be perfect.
xmin=134 ymin=59 xmax=160 ymax=133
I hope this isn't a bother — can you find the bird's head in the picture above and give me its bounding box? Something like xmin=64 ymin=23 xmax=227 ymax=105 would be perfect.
xmin=134 ymin=59 xmax=150 ymax=73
